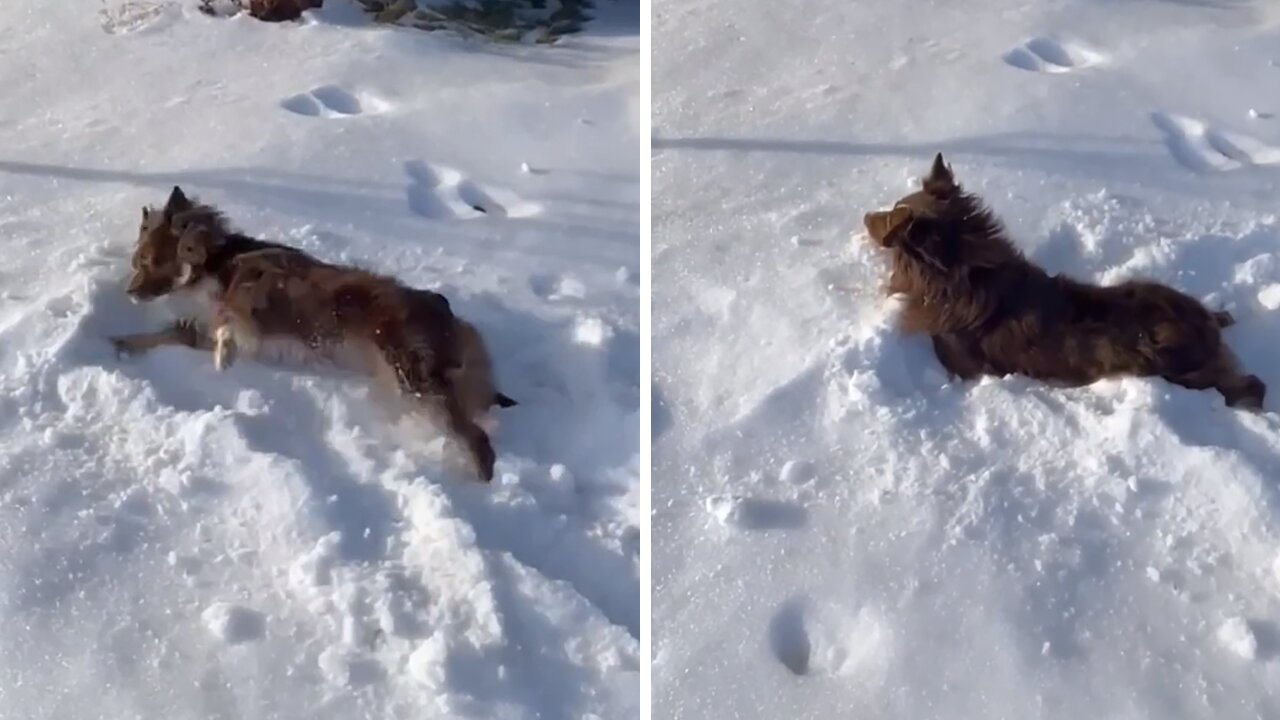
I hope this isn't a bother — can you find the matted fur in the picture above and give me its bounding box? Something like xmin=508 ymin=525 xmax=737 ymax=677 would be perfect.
xmin=113 ymin=186 xmax=517 ymax=481
xmin=862 ymin=154 xmax=1266 ymax=409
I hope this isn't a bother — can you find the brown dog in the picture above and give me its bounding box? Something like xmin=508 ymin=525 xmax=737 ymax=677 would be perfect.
xmin=112 ymin=186 xmax=516 ymax=481
xmin=862 ymin=154 xmax=1265 ymax=409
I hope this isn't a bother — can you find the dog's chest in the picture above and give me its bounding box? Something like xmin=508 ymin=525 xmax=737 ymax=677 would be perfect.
xmin=169 ymin=277 xmax=222 ymax=324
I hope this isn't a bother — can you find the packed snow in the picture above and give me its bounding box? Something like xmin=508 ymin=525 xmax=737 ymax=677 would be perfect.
xmin=654 ymin=0 xmax=1280 ymax=717
xmin=0 ymin=1 xmax=639 ymax=718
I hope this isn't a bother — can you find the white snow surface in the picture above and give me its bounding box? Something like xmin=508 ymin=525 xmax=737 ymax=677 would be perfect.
xmin=654 ymin=0 xmax=1280 ymax=718
xmin=0 ymin=2 xmax=639 ymax=718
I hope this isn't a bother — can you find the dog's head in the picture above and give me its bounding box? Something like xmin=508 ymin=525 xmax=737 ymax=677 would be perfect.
xmin=863 ymin=153 xmax=1018 ymax=274
xmin=127 ymin=186 xmax=224 ymax=300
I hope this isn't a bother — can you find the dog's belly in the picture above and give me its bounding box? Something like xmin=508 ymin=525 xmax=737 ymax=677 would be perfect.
xmin=169 ymin=277 xmax=222 ymax=324
xmin=247 ymin=334 xmax=379 ymax=375
xmin=975 ymin=324 xmax=1157 ymax=386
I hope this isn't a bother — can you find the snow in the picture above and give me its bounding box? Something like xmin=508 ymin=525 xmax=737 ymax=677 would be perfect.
xmin=0 ymin=2 xmax=638 ymax=719
xmin=654 ymin=0 xmax=1280 ymax=718
xmin=1218 ymin=617 xmax=1260 ymax=660
xmin=202 ymin=602 xmax=267 ymax=644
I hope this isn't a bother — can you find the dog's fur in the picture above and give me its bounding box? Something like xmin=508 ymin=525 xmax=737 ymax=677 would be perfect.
xmin=862 ymin=154 xmax=1266 ymax=409
xmin=112 ymin=186 xmax=516 ymax=481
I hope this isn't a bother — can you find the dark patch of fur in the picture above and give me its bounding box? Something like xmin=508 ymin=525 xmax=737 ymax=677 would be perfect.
xmin=862 ymin=154 xmax=1265 ymax=410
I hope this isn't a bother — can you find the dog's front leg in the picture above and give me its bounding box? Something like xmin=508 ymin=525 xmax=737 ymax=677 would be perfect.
xmin=210 ymin=301 xmax=262 ymax=372
xmin=111 ymin=318 xmax=212 ymax=357
xmin=931 ymin=334 xmax=984 ymax=380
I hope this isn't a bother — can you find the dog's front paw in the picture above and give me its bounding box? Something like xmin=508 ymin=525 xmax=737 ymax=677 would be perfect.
xmin=110 ymin=336 xmax=141 ymax=358
xmin=171 ymin=318 xmax=206 ymax=348
xmin=213 ymin=325 xmax=238 ymax=371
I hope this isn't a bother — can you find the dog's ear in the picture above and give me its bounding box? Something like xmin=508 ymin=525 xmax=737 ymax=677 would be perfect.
xmin=163 ymin=186 xmax=192 ymax=219
xmin=923 ymin=152 xmax=956 ymax=196
xmin=141 ymin=206 xmax=150 ymax=223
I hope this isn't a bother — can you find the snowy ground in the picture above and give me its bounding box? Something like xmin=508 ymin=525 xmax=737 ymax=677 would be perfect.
xmin=654 ymin=0 xmax=1280 ymax=717
xmin=0 ymin=2 xmax=638 ymax=718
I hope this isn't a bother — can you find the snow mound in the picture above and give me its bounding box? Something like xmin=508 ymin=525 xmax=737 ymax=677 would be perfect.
xmin=202 ymin=602 xmax=267 ymax=644
xmin=654 ymin=0 xmax=1280 ymax=716
xmin=0 ymin=1 xmax=638 ymax=718
xmin=1218 ymin=617 xmax=1259 ymax=660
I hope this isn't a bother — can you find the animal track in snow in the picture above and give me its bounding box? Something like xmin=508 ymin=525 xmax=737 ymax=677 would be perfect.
xmin=1151 ymin=112 xmax=1280 ymax=172
xmin=404 ymin=160 xmax=542 ymax=221
xmin=704 ymin=494 xmax=808 ymax=530
xmin=1003 ymin=37 xmax=1105 ymax=73
xmin=99 ymin=0 xmax=175 ymax=34
xmin=202 ymin=602 xmax=266 ymax=644
xmin=530 ymin=273 xmax=587 ymax=302
xmin=768 ymin=598 xmax=892 ymax=681
xmin=779 ymin=459 xmax=817 ymax=485
xmin=281 ymin=86 xmax=390 ymax=118
xmin=769 ymin=598 xmax=812 ymax=675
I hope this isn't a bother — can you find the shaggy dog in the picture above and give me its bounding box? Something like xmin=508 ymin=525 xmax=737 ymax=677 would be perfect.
xmin=111 ymin=186 xmax=516 ymax=481
xmin=862 ymin=154 xmax=1265 ymax=409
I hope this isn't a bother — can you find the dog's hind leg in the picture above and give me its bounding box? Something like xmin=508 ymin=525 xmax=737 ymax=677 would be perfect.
xmin=437 ymin=386 xmax=497 ymax=482
xmin=111 ymin=318 xmax=212 ymax=357
xmin=379 ymin=331 xmax=496 ymax=482
xmin=1164 ymin=348 xmax=1265 ymax=410
xmin=410 ymin=370 xmax=497 ymax=482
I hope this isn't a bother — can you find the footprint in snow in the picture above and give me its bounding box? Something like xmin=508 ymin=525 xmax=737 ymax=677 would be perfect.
xmin=769 ymin=598 xmax=812 ymax=676
xmin=318 ymin=647 xmax=386 ymax=687
xmin=530 ymin=273 xmax=587 ymax=302
xmin=281 ymin=86 xmax=391 ymax=118
xmin=403 ymin=160 xmax=542 ymax=221
xmin=1003 ymin=36 xmax=1105 ymax=73
xmin=1151 ymin=112 xmax=1280 ymax=173
xmin=768 ymin=598 xmax=892 ymax=680
xmin=99 ymin=0 xmax=176 ymax=35
xmin=202 ymin=603 xmax=266 ymax=645
xmin=779 ymin=459 xmax=817 ymax=486
xmin=704 ymin=494 xmax=808 ymax=530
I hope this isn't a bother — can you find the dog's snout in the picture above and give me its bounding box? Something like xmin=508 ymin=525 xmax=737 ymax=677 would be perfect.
xmin=125 ymin=273 xmax=145 ymax=295
xmin=864 ymin=210 xmax=890 ymax=244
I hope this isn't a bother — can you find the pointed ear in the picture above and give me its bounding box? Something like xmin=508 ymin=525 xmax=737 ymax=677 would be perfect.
xmin=923 ymin=152 xmax=956 ymax=196
xmin=163 ymin=186 xmax=192 ymax=218
xmin=141 ymin=206 xmax=150 ymax=222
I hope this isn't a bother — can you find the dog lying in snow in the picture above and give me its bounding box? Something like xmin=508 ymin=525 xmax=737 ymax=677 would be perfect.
xmin=861 ymin=153 xmax=1265 ymax=410
xmin=111 ymin=186 xmax=516 ymax=481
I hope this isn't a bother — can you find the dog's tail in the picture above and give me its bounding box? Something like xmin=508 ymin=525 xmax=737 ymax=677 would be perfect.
xmin=493 ymin=392 xmax=518 ymax=408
